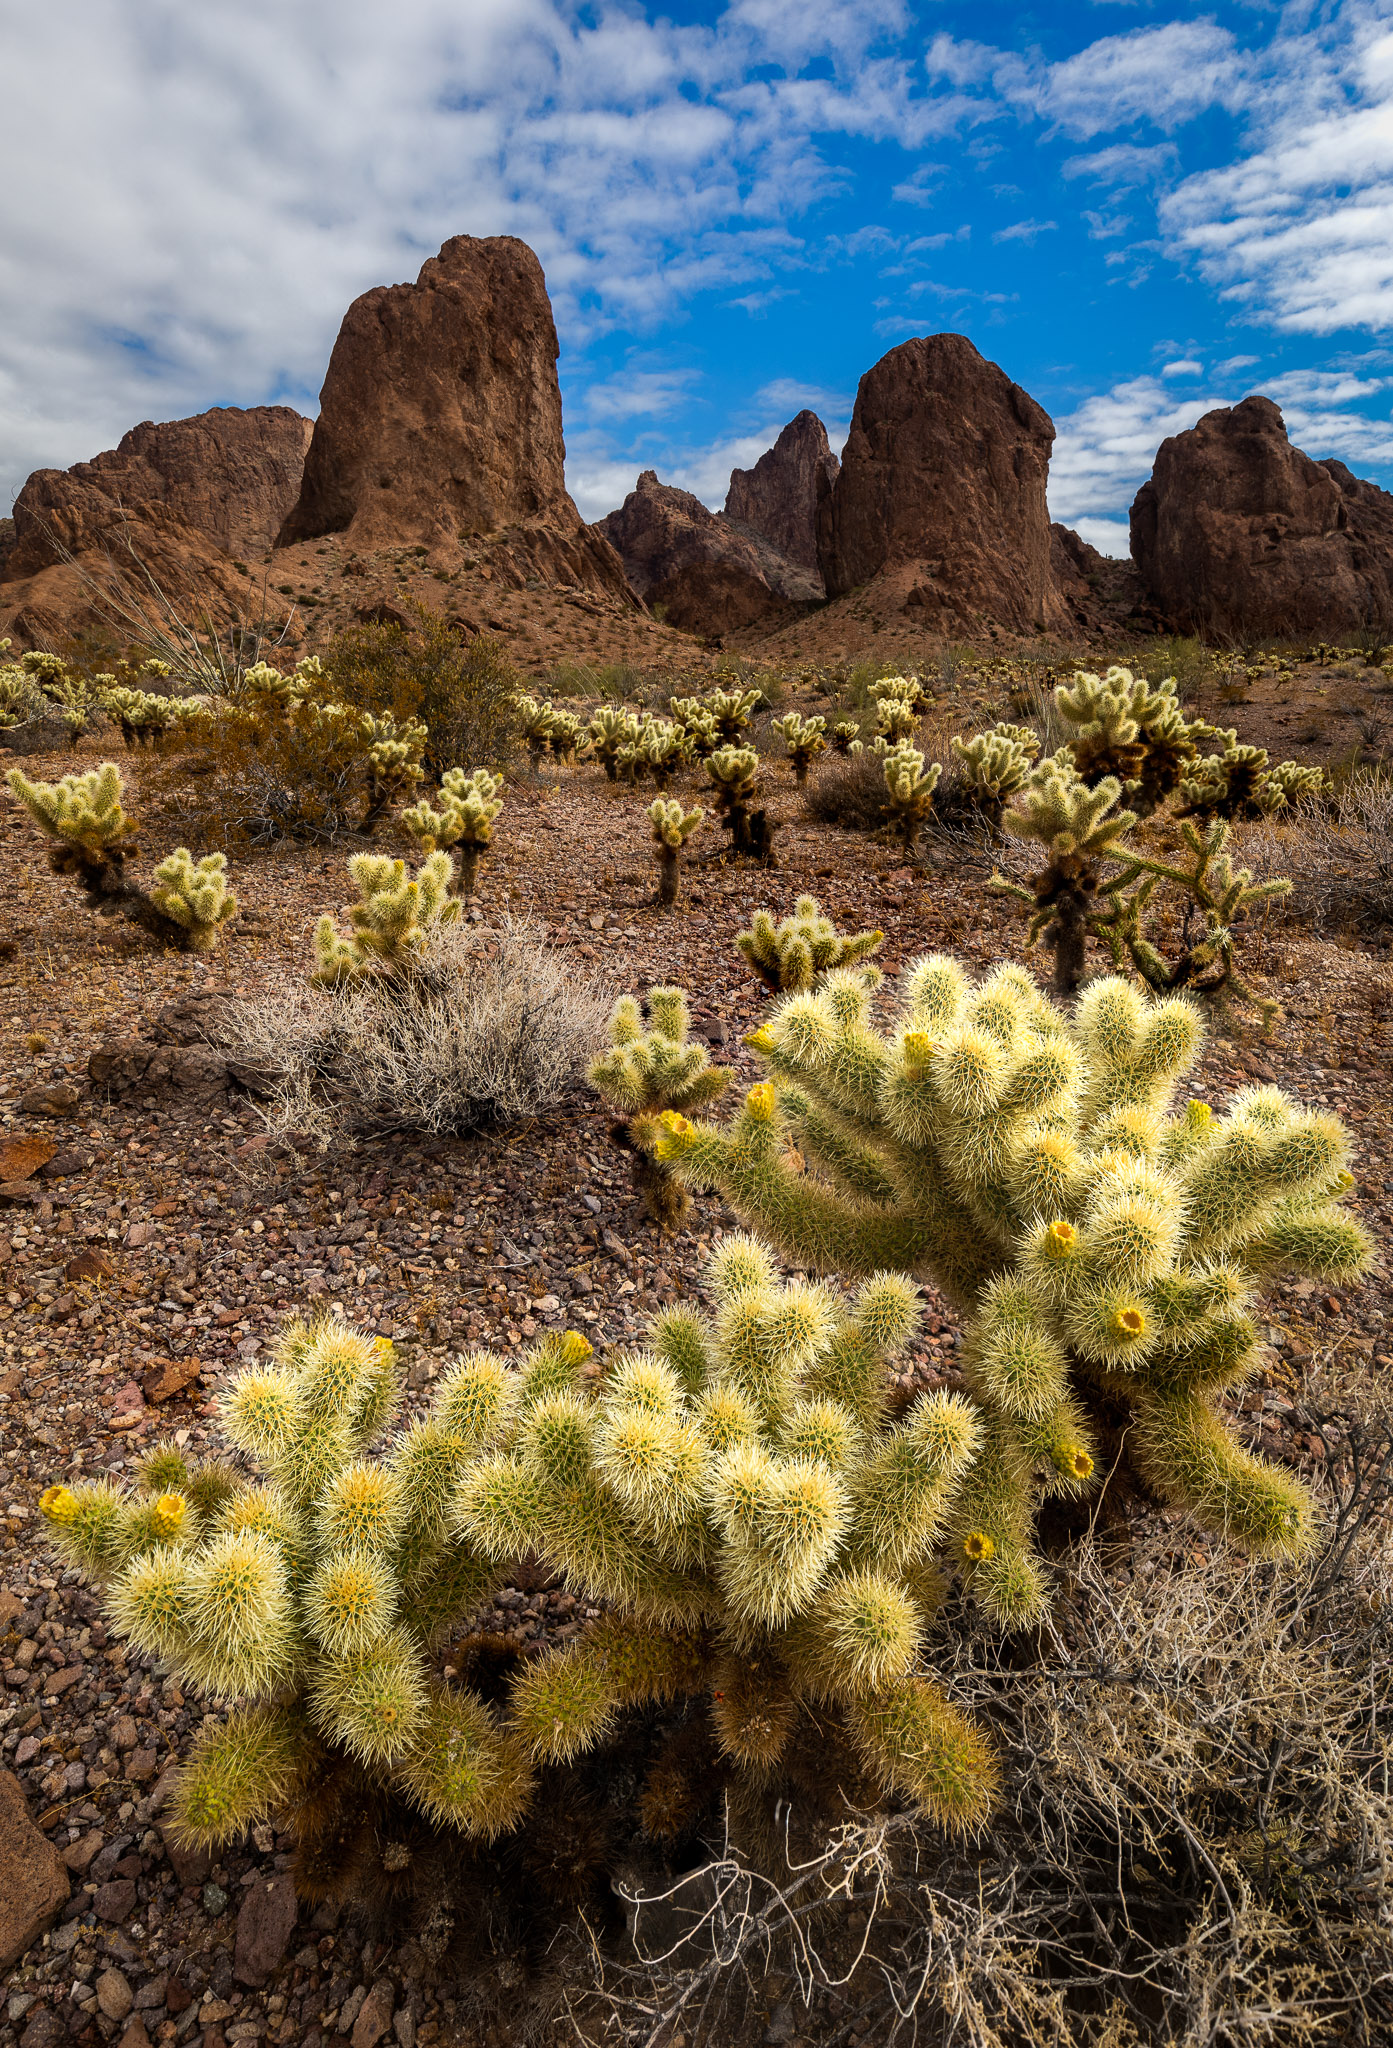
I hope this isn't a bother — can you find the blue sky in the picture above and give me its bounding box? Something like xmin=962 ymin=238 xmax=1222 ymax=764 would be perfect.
xmin=4 ymin=1 xmax=1393 ymax=555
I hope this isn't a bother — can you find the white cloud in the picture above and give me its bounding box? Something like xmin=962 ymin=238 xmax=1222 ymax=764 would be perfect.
xmin=0 ymin=0 xmax=964 ymax=510
xmin=1161 ymin=358 xmax=1203 ymax=376
xmin=1036 ymin=22 xmax=1247 ymax=138
xmin=1048 ymin=365 xmax=1393 ymax=538
xmin=577 ymin=370 xmax=698 ymax=422
xmin=1160 ymin=23 xmax=1393 ymax=333
xmin=1069 ymin=516 xmax=1133 ymax=560
xmin=1061 ymin=141 xmax=1177 ymax=186
xmin=992 ymin=217 xmax=1057 ymax=244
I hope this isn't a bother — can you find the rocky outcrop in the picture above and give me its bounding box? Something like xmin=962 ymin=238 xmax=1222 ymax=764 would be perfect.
xmin=1130 ymin=396 xmax=1393 ymax=637
xmin=1050 ymin=522 xmax=1149 ymax=633
xmin=817 ymin=333 xmax=1067 ymax=632
xmin=278 ymin=235 xmax=631 ymax=600
xmin=597 ymin=470 xmax=822 ymax=638
xmin=724 ymin=412 xmax=838 ymax=575
xmin=4 ymin=407 xmax=311 ymax=579
xmin=0 ymin=1769 xmax=69 ymax=1970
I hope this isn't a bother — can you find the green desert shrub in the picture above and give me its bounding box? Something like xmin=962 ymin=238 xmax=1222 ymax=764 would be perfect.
xmin=322 ymin=609 xmax=522 ymax=776
xmin=653 ymin=960 xmax=1372 ymax=1629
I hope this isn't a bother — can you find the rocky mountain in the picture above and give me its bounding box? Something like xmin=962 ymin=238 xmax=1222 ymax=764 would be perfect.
xmin=4 ymin=407 xmax=312 ymax=581
xmin=817 ymin=334 xmax=1068 ymax=633
xmin=1130 ymin=396 xmax=1393 ymax=638
xmin=596 ymin=469 xmax=822 ymax=639
xmin=0 ymin=406 xmax=311 ymax=649
xmin=277 ymin=235 xmax=630 ymax=600
xmin=724 ymin=411 xmax=838 ymax=576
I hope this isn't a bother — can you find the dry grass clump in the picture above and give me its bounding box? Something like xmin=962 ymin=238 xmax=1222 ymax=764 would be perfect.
xmin=582 ymin=1413 xmax=1393 ymax=2048
xmin=322 ymin=608 xmax=522 ymax=775
xmin=228 ymin=917 xmax=610 ymax=1146
xmin=804 ymin=746 xmax=887 ymax=831
xmin=1243 ymin=775 xmax=1393 ymax=937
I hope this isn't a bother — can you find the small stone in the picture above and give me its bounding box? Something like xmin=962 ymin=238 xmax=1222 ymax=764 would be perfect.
xmin=234 ymin=1872 xmax=299 ymax=1985
xmin=203 ymin=1881 xmax=229 ymax=1917
xmin=0 ymin=1136 xmax=57 ymax=1181
xmin=0 ymin=1770 xmax=69 ymax=1969
xmin=117 ymin=2019 xmax=153 ymax=2048
xmin=160 ymin=1822 xmax=211 ymax=1888
xmin=352 ymin=1980 xmax=395 ymax=2048
xmin=111 ymin=1715 xmax=139 ymax=1753
xmin=142 ymin=1357 xmax=201 ymax=1404
xmin=124 ymin=1747 xmax=159 ymax=1784
xmin=66 ymin=1250 xmax=114 ymax=1284
xmin=165 ymin=1978 xmax=193 ymax=2013
xmin=94 ymin=1878 xmax=138 ymax=1921
xmin=62 ymin=1833 xmax=104 ymax=1876
xmin=96 ymin=1968 xmax=134 ymax=2021
xmin=16 ymin=1083 xmax=81 ymax=1118
xmin=20 ymin=2010 xmax=67 ymax=2048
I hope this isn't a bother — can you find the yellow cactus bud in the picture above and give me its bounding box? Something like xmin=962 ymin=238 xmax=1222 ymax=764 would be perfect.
xmin=1066 ymin=1447 xmax=1094 ymax=1480
xmin=1110 ymin=1304 xmax=1147 ymax=1341
xmin=962 ymin=1531 xmax=995 ymax=1563
xmin=902 ymin=1030 xmax=934 ymax=1071
xmin=40 ymin=1485 xmax=79 ymax=1525
xmin=1186 ymin=1100 xmax=1213 ymax=1128
xmin=150 ymin=1493 xmax=188 ymax=1538
xmin=558 ymin=1331 xmax=593 ymax=1366
xmin=744 ymin=1027 xmax=775 ymax=1053
xmin=1044 ymin=1219 xmax=1078 ymax=1259
xmin=658 ymin=1111 xmax=692 ymax=1137
xmin=746 ymin=1082 xmax=776 ymax=1122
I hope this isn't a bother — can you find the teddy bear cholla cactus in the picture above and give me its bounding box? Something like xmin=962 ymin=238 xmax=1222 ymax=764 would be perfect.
xmin=648 ymin=798 xmax=704 ymax=907
xmin=42 ymin=1280 xmax=996 ymax=1854
xmin=992 ymin=752 xmax=1134 ymax=994
xmin=7 ymin=763 xmax=236 ymax=953
xmin=313 ymin=851 xmax=459 ymax=985
xmin=771 ymin=713 xmax=828 ymax=785
xmin=737 ymin=895 xmax=883 ymax=993
xmin=654 ymin=962 xmax=1371 ymax=1626
xmin=590 ymin=985 xmax=729 ymax=1225
xmin=38 ymin=1317 xmax=522 ymax=1854
xmin=881 ymin=742 xmax=942 ymax=851
xmin=401 ymin=769 xmax=502 ymax=893
xmin=949 ymin=723 xmax=1039 ymax=828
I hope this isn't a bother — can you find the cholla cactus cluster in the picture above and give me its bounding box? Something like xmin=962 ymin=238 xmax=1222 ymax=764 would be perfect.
xmin=401 ymin=769 xmax=502 ymax=893
xmin=771 ymin=712 xmax=827 ymax=785
xmin=40 ymin=1280 xmax=998 ymax=1861
xmin=993 ymin=753 xmax=1134 ymax=993
xmin=949 ymin=723 xmax=1040 ymax=828
xmin=313 ymin=852 xmax=460 ymax=985
xmin=648 ymin=798 xmax=704 ymax=906
xmin=871 ymin=675 xmax=926 ymax=744
xmin=881 ymin=741 xmax=943 ymax=851
xmin=705 ymin=745 xmax=775 ymax=861
xmin=737 ymin=895 xmax=883 ymax=993
xmin=1096 ymin=816 xmax=1292 ymax=1030
xmin=654 ymin=962 xmax=1371 ymax=1626
xmin=1182 ymin=734 xmax=1328 ymax=819
xmin=0 ymin=650 xmax=49 ymax=730
xmin=6 ymin=763 xmax=237 ymax=953
xmin=590 ymin=986 xmax=729 ymax=1224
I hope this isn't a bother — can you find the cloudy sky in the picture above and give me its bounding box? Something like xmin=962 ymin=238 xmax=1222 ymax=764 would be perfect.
xmin=4 ymin=0 xmax=1393 ymax=555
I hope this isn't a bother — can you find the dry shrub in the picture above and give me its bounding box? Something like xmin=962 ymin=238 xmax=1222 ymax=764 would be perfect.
xmin=228 ymin=918 xmax=610 ymax=1146
xmin=804 ymin=746 xmax=887 ymax=831
xmin=582 ymin=1413 xmax=1393 ymax=2047
xmin=324 ymin=607 xmax=522 ymax=774
xmin=1242 ymin=776 xmax=1393 ymax=936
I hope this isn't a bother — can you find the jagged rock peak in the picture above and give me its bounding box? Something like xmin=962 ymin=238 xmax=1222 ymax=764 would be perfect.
xmin=724 ymin=411 xmax=838 ymax=574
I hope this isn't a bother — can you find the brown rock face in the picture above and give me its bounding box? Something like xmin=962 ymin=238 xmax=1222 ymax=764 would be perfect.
xmin=724 ymin=411 xmax=838 ymax=575
xmin=0 ymin=1768 xmax=69 ymax=1970
xmin=597 ymin=470 xmax=822 ymax=638
xmin=1130 ymin=396 xmax=1393 ymax=636
xmin=817 ymin=333 xmax=1066 ymax=631
xmin=1050 ymin=522 xmax=1148 ymax=633
xmin=278 ymin=235 xmax=630 ymax=600
xmin=5 ymin=407 xmax=311 ymax=579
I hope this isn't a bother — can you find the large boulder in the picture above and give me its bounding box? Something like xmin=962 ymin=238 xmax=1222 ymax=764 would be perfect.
xmin=0 ymin=1769 xmax=69 ymax=1970
xmin=4 ymin=407 xmax=312 ymax=579
xmin=596 ymin=470 xmax=822 ymax=639
xmin=277 ymin=235 xmax=630 ymax=600
xmin=1130 ymin=396 xmax=1393 ymax=637
xmin=816 ymin=333 xmax=1066 ymax=632
xmin=724 ymin=411 xmax=838 ymax=576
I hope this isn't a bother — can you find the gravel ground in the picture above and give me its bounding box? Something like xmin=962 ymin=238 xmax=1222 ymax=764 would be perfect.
xmin=1 ymin=710 xmax=1389 ymax=2048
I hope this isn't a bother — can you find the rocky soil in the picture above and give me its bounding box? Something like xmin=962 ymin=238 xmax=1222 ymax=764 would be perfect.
xmin=0 ymin=670 xmax=1389 ymax=2048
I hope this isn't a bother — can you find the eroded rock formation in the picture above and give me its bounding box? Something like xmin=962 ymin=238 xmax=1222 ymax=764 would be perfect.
xmin=278 ymin=234 xmax=630 ymax=599
xmin=1130 ymin=397 xmax=1393 ymax=637
xmin=817 ymin=333 xmax=1067 ymax=632
xmin=597 ymin=470 xmax=822 ymax=638
xmin=724 ymin=411 xmax=838 ymax=575
xmin=5 ymin=407 xmax=311 ymax=580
